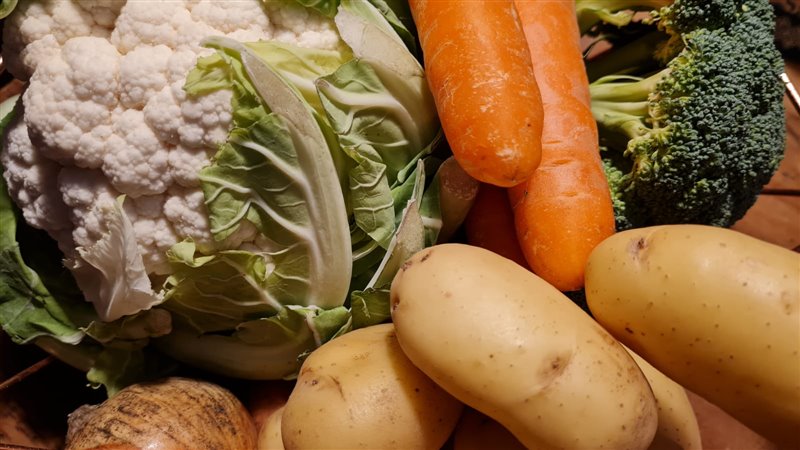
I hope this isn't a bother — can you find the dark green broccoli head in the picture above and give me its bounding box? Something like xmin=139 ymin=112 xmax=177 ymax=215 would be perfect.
xmin=587 ymin=0 xmax=786 ymax=229
xmin=656 ymin=0 xmax=740 ymax=33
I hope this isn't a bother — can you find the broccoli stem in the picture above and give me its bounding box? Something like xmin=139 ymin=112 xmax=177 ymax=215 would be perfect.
xmin=590 ymin=104 xmax=651 ymax=140
xmin=585 ymin=31 xmax=666 ymax=81
xmin=576 ymin=0 xmax=671 ymax=33
xmin=576 ymin=0 xmax=671 ymax=12
xmin=592 ymin=100 xmax=650 ymax=117
xmin=590 ymin=69 xmax=669 ymax=102
xmin=589 ymin=69 xmax=669 ymax=145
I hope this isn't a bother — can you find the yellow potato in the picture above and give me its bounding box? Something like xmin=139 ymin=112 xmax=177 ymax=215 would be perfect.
xmin=452 ymin=408 xmax=526 ymax=450
xmin=281 ymin=323 xmax=463 ymax=450
xmin=688 ymin=391 xmax=777 ymax=450
xmin=390 ymin=243 xmax=658 ymax=450
xmin=257 ymin=405 xmax=285 ymax=450
xmin=247 ymin=380 xmax=292 ymax=433
xmin=585 ymin=224 xmax=800 ymax=446
xmin=624 ymin=348 xmax=701 ymax=450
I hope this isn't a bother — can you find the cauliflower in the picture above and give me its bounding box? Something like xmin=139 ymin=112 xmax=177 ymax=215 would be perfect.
xmin=1 ymin=0 xmax=342 ymax=279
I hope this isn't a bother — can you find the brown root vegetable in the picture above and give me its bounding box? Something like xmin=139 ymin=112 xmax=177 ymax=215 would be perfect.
xmin=64 ymin=377 xmax=257 ymax=450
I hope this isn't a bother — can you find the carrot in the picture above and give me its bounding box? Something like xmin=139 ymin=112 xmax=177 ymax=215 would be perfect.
xmin=409 ymin=0 xmax=544 ymax=188
xmin=508 ymin=0 xmax=616 ymax=292
xmin=464 ymin=183 xmax=529 ymax=269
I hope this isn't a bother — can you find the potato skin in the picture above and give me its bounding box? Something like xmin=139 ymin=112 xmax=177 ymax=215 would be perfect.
xmin=585 ymin=225 xmax=800 ymax=446
xmin=256 ymin=405 xmax=284 ymax=450
xmin=452 ymin=408 xmax=526 ymax=450
xmin=390 ymin=243 xmax=658 ymax=450
xmin=624 ymin=348 xmax=701 ymax=450
xmin=280 ymin=323 xmax=463 ymax=450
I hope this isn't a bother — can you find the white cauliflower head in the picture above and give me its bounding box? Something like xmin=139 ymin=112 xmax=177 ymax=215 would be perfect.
xmin=1 ymin=0 xmax=343 ymax=282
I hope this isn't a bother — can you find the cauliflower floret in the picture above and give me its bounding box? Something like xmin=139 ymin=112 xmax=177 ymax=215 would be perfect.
xmin=144 ymin=80 xmax=233 ymax=149
xmin=164 ymin=186 xmax=259 ymax=253
xmin=1 ymin=0 xmax=118 ymax=80
xmin=168 ymin=144 xmax=214 ymax=188
xmin=125 ymin=195 xmax=179 ymax=274
xmin=119 ymin=45 xmax=172 ymax=109
xmin=110 ymin=0 xmax=217 ymax=54
xmin=75 ymin=1 xmax=125 ymax=28
xmin=190 ymin=1 xmax=273 ymax=38
xmin=23 ymin=36 xmax=120 ymax=168
xmin=140 ymin=48 xmax=226 ymax=148
xmin=264 ymin=0 xmax=342 ymax=50
xmin=0 ymin=113 xmax=71 ymax=240
xmin=58 ymin=167 xmax=122 ymax=250
xmin=163 ymin=186 xmax=215 ymax=250
xmin=166 ymin=48 xmax=203 ymax=84
xmin=58 ymin=168 xmax=181 ymax=275
xmin=104 ymin=109 xmax=173 ymax=197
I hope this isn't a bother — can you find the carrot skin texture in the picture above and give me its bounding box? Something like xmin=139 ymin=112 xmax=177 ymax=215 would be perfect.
xmin=464 ymin=184 xmax=529 ymax=269
xmin=409 ymin=0 xmax=544 ymax=187
xmin=508 ymin=0 xmax=616 ymax=292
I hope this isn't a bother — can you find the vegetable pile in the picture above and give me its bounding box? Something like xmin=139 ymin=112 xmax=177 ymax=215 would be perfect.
xmin=55 ymin=225 xmax=800 ymax=450
xmin=0 ymin=1 xmax=797 ymax=449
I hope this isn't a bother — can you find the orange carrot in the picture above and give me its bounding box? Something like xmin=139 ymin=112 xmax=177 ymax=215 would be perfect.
xmin=409 ymin=0 xmax=544 ymax=188
xmin=464 ymin=183 xmax=529 ymax=269
xmin=508 ymin=0 xmax=616 ymax=292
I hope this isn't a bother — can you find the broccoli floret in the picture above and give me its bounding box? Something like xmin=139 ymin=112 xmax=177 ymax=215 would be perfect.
xmin=578 ymin=0 xmax=744 ymax=34
xmin=584 ymin=0 xmax=786 ymax=229
xmin=601 ymin=153 xmax=636 ymax=230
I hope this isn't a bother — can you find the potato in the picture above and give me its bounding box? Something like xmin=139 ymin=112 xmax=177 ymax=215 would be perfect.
xmin=687 ymin=391 xmax=777 ymax=450
xmin=452 ymin=408 xmax=526 ymax=450
xmin=585 ymin=225 xmax=800 ymax=446
xmin=257 ymin=405 xmax=285 ymax=450
xmin=624 ymin=347 xmax=701 ymax=450
xmin=390 ymin=244 xmax=658 ymax=450
xmin=280 ymin=323 xmax=463 ymax=450
xmin=248 ymin=382 xmax=291 ymax=450
xmin=247 ymin=380 xmax=292 ymax=431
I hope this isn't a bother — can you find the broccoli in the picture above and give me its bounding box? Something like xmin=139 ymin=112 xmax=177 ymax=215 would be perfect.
xmin=579 ymin=0 xmax=786 ymax=230
xmin=576 ymin=0 xmax=670 ymax=33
